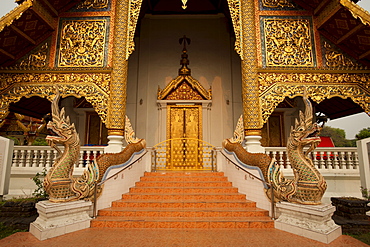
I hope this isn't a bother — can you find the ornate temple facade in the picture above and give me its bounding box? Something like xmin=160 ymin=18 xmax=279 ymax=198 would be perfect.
xmin=0 ymin=0 xmax=369 ymax=152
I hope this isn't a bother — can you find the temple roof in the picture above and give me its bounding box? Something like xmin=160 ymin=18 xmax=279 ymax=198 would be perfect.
xmin=293 ymin=0 xmax=370 ymax=67
xmin=0 ymin=0 xmax=80 ymax=67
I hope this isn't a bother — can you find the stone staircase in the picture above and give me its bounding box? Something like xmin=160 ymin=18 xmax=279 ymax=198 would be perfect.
xmin=91 ymin=172 xmax=274 ymax=228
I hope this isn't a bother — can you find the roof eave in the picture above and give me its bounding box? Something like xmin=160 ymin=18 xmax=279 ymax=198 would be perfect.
xmin=0 ymin=0 xmax=33 ymax=33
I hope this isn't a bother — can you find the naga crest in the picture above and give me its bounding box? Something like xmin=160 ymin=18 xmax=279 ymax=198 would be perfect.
xmin=288 ymin=95 xmax=321 ymax=154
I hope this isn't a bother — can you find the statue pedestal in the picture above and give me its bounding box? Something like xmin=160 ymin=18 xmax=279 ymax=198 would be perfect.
xmin=30 ymin=200 xmax=92 ymax=241
xmin=275 ymin=202 xmax=342 ymax=244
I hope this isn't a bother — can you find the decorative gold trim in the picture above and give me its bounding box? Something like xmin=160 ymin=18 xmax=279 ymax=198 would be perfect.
xmin=0 ymin=72 xmax=110 ymax=95
xmin=340 ymin=0 xmax=370 ymax=26
xmin=158 ymin=75 xmax=211 ymax=100
xmin=58 ymin=19 xmax=108 ymax=67
xmin=0 ymin=83 xmax=108 ymax=123
xmin=245 ymin=129 xmax=262 ymax=136
xmin=227 ymin=0 xmax=243 ymax=59
xmin=108 ymin=129 xmax=124 ymax=136
xmin=324 ymin=41 xmax=358 ymax=68
xmin=258 ymin=72 xmax=370 ymax=94
xmin=260 ymin=82 xmax=370 ymax=124
xmin=263 ymin=18 xmax=314 ymax=67
xmin=15 ymin=42 xmax=49 ymax=68
xmin=76 ymin=0 xmax=109 ymax=9
xmin=0 ymin=0 xmax=33 ymax=33
xmin=262 ymin=0 xmax=294 ymax=9
xmin=126 ymin=0 xmax=143 ymax=59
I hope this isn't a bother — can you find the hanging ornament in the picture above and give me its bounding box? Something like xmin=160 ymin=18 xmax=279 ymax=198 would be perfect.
xmin=182 ymin=0 xmax=188 ymax=9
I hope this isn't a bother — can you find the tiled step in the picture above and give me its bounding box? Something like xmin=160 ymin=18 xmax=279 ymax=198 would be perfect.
xmin=129 ymin=187 xmax=239 ymax=194
xmin=111 ymin=199 xmax=257 ymax=209
xmin=98 ymin=207 xmax=269 ymax=217
xmin=121 ymin=193 xmax=246 ymax=200
xmin=144 ymin=172 xmax=225 ymax=177
xmin=91 ymin=216 xmax=274 ymax=229
xmin=91 ymin=172 xmax=273 ymax=229
xmin=139 ymin=175 xmax=228 ymax=182
xmin=135 ymin=181 xmax=233 ymax=188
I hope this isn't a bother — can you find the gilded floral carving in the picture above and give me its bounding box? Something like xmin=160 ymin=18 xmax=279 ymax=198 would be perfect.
xmin=323 ymin=41 xmax=359 ymax=68
xmin=227 ymin=0 xmax=243 ymax=59
xmin=263 ymin=18 xmax=314 ymax=67
xmin=76 ymin=0 xmax=109 ymax=9
xmin=58 ymin=19 xmax=107 ymax=67
xmin=260 ymin=83 xmax=370 ymax=124
xmin=258 ymin=72 xmax=370 ymax=94
xmin=0 ymin=84 xmax=108 ymax=123
xmin=0 ymin=73 xmax=110 ymax=94
xmin=15 ymin=43 xmax=49 ymax=68
xmin=262 ymin=0 xmax=294 ymax=9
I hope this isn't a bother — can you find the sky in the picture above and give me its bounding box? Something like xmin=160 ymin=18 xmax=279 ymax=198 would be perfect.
xmin=0 ymin=0 xmax=370 ymax=139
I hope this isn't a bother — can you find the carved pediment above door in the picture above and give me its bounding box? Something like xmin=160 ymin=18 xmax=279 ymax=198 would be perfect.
xmin=158 ymin=76 xmax=212 ymax=100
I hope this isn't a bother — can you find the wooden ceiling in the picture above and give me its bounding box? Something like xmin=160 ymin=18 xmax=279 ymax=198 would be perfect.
xmin=0 ymin=0 xmax=81 ymax=67
xmin=293 ymin=0 xmax=370 ymax=67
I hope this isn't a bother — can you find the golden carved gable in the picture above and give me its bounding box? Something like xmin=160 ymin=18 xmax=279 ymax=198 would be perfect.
xmin=158 ymin=75 xmax=211 ymax=100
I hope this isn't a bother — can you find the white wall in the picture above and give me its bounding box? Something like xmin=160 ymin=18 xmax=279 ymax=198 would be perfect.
xmin=126 ymin=14 xmax=242 ymax=147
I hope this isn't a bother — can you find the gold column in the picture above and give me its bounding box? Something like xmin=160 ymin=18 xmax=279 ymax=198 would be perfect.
xmin=108 ymin=0 xmax=142 ymax=137
xmin=241 ymin=0 xmax=262 ymax=137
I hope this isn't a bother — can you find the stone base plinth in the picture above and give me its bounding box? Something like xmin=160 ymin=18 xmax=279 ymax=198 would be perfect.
xmin=275 ymin=202 xmax=342 ymax=244
xmin=30 ymin=200 xmax=92 ymax=241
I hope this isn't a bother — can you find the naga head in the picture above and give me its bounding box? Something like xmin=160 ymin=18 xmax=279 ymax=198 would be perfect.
xmin=288 ymin=93 xmax=321 ymax=151
xmin=46 ymin=89 xmax=79 ymax=145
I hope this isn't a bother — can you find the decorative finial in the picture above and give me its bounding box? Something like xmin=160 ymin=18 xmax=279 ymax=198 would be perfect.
xmin=181 ymin=0 xmax=188 ymax=9
xmin=178 ymin=35 xmax=191 ymax=75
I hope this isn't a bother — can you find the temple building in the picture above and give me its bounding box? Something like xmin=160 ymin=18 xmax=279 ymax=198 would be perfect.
xmin=0 ymin=0 xmax=369 ymax=153
xmin=2 ymin=1 xmax=370 ymax=242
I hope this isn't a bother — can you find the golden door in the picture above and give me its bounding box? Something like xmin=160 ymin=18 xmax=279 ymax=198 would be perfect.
xmin=167 ymin=105 xmax=202 ymax=170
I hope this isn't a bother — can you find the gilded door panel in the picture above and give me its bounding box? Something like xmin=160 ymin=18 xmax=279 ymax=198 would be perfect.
xmin=167 ymin=105 xmax=202 ymax=170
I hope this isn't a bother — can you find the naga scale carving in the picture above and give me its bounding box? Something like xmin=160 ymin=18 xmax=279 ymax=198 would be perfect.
xmin=44 ymin=89 xmax=145 ymax=202
xmin=224 ymin=94 xmax=327 ymax=204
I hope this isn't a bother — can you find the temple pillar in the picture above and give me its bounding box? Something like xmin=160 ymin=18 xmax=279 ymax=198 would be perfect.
xmin=105 ymin=0 xmax=142 ymax=152
xmin=240 ymin=0 xmax=264 ymax=153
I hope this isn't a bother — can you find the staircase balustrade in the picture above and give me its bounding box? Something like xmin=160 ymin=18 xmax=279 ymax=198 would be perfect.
xmin=11 ymin=146 xmax=104 ymax=174
xmin=265 ymin=147 xmax=358 ymax=171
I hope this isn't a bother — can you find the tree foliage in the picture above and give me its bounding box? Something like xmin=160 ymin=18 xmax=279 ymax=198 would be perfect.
xmin=355 ymin=127 xmax=370 ymax=140
xmin=320 ymin=126 xmax=355 ymax=147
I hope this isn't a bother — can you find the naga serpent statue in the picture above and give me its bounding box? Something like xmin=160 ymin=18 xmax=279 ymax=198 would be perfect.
xmin=44 ymin=90 xmax=146 ymax=203
xmin=223 ymin=95 xmax=327 ymax=205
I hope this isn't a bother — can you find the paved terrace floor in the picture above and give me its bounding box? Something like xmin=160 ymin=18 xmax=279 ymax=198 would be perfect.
xmin=0 ymin=228 xmax=368 ymax=247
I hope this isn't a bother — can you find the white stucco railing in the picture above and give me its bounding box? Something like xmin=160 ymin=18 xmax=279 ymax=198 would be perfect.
xmin=8 ymin=145 xmax=361 ymax=200
xmin=8 ymin=145 xmax=105 ymax=197
xmin=11 ymin=146 xmax=105 ymax=172
xmin=265 ymin=147 xmax=359 ymax=170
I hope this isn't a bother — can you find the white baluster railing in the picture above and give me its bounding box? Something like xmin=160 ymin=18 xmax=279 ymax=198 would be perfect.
xmin=11 ymin=146 xmax=105 ymax=174
xmin=264 ymin=147 xmax=358 ymax=171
